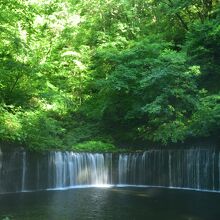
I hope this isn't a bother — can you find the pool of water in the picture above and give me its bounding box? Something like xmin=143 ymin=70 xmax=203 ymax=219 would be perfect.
xmin=0 ymin=187 xmax=220 ymax=220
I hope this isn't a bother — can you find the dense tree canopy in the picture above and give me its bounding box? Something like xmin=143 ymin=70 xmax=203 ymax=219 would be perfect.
xmin=0 ymin=0 xmax=219 ymax=150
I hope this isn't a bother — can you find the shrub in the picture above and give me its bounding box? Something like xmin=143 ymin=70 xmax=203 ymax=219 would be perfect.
xmin=72 ymin=140 xmax=117 ymax=152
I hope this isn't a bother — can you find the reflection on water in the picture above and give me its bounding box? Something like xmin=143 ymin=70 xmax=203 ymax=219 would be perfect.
xmin=0 ymin=187 xmax=220 ymax=220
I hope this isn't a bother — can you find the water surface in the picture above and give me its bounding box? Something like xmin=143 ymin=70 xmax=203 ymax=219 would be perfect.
xmin=0 ymin=187 xmax=220 ymax=220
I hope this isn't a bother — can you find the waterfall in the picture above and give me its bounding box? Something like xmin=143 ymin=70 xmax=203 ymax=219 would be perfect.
xmin=0 ymin=148 xmax=220 ymax=193
xmin=168 ymin=151 xmax=172 ymax=187
xmin=21 ymin=151 xmax=26 ymax=191
xmin=117 ymin=149 xmax=218 ymax=190
xmin=0 ymin=148 xmax=2 ymax=192
xmin=0 ymin=148 xmax=2 ymax=171
xmin=47 ymin=152 xmax=111 ymax=188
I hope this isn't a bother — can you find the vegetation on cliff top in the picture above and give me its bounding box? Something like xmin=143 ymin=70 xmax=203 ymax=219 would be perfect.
xmin=0 ymin=0 xmax=220 ymax=151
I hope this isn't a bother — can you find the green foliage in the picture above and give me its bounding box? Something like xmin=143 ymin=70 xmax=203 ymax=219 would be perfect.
xmin=83 ymin=40 xmax=200 ymax=144
xmin=139 ymin=51 xmax=200 ymax=144
xmin=0 ymin=0 xmax=219 ymax=150
xmin=190 ymin=94 xmax=220 ymax=137
xmin=72 ymin=141 xmax=117 ymax=152
xmin=21 ymin=110 xmax=65 ymax=150
xmin=186 ymin=18 xmax=220 ymax=91
xmin=1 ymin=217 xmax=12 ymax=220
xmin=62 ymin=119 xmax=101 ymax=147
xmin=0 ymin=105 xmax=23 ymax=141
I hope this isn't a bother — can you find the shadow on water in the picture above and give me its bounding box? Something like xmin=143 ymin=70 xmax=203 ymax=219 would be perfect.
xmin=0 ymin=187 xmax=220 ymax=220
